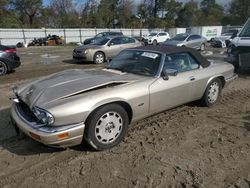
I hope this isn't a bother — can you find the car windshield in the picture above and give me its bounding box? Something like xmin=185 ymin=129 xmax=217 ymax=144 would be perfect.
xmin=239 ymin=18 xmax=250 ymax=37
xmin=149 ymin=33 xmax=157 ymax=36
xmin=92 ymin=37 xmax=110 ymax=45
xmin=172 ymin=34 xmax=189 ymax=41
xmin=107 ymin=50 xmax=161 ymax=77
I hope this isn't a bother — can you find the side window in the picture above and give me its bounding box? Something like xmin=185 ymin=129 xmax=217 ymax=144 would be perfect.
xmin=121 ymin=37 xmax=135 ymax=44
xmin=194 ymin=35 xmax=201 ymax=39
xmin=110 ymin=37 xmax=122 ymax=45
xmin=188 ymin=54 xmax=200 ymax=70
xmin=163 ymin=53 xmax=191 ymax=73
xmin=187 ymin=35 xmax=196 ymax=41
xmin=126 ymin=37 xmax=135 ymax=43
xmin=159 ymin=33 xmax=166 ymax=36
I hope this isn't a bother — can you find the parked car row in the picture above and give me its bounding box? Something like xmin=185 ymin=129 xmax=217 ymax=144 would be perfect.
xmin=74 ymin=32 xmax=207 ymax=64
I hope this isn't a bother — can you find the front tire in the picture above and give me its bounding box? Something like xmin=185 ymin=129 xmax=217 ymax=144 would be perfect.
xmin=201 ymin=78 xmax=222 ymax=107
xmin=85 ymin=104 xmax=129 ymax=150
xmin=153 ymin=40 xmax=157 ymax=46
xmin=0 ymin=61 xmax=8 ymax=76
xmin=200 ymin=43 xmax=205 ymax=51
xmin=93 ymin=52 xmax=105 ymax=64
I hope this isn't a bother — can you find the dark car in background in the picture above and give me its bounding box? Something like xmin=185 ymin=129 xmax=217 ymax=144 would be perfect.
xmin=0 ymin=45 xmax=21 ymax=75
xmin=211 ymin=29 xmax=240 ymax=48
xmin=83 ymin=31 xmax=123 ymax=45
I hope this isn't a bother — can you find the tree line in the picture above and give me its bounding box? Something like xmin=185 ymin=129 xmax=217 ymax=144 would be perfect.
xmin=0 ymin=0 xmax=249 ymax=28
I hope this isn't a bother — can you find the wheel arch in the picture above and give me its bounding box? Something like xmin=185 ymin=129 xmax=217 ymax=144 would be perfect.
xmin=205 ymin=75 xmax=225 ymax=89
xmin=85 ymin=100 xmax=133 ymax=125
xmin=0 ymin=58 xmax=9 ymax=71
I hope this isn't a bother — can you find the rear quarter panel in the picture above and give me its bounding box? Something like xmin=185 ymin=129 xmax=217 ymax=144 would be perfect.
xmin=191 ymin=61 xmax=234 ymax=100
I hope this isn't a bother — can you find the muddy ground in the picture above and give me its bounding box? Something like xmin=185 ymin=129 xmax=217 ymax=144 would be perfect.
xmin=0 ymin=46 xmax=249 ymax=188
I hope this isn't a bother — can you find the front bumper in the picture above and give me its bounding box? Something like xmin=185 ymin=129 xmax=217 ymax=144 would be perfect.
xmin=11 ymin=102 xmax=85 ymax=148
xmin=72 ymin=51 xmax=93 ymax=61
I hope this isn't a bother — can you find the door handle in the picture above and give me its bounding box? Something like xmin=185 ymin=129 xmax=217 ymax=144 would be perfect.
xmin=189 ymin=76 xmax=195 ymax=81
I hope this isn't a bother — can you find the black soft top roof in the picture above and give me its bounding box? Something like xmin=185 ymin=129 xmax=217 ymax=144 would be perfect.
xmin=133 ymin=45 xmax=210 ymax=68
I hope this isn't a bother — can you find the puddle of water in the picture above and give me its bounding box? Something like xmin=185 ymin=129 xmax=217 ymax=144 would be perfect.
xmin=40 ymin=54 xmax=60 ymax=64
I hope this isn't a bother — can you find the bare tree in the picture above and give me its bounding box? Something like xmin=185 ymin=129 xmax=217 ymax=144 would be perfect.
xmin=10 ymin=0 xmax=42 ymax=26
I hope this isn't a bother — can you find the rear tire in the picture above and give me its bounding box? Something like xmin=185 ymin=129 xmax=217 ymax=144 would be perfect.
xmin=84 ymin=104 xmax=129 ymax=150
xmin=0 ymin=61 xmax=8 ymax=76
xmin=201 ymin=78 xmax=222 ymax=107
xmin=93 ymin=52 xmax=105 ymax=64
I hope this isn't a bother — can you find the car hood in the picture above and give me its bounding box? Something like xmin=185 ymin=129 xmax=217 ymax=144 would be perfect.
xmin=18 ymin=69 xmax=143 ymax=108
xmin=163 ymin=40 xmax=182 ymax=46
xmin=75 ymin=44 xmax=102 ymax=51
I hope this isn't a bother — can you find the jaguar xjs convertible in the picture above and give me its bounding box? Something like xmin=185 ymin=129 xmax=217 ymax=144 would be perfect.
xmin=10 ymin=46 xmax=237 ymax=150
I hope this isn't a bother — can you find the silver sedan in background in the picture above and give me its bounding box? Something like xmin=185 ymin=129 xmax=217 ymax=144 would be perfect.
xmin=162 ymin=33 xmax=207 ymax=51
xmin=73 ymin=36 xmax=143 ymax=64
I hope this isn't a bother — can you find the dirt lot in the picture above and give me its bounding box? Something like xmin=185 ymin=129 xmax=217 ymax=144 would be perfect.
xmin=0 ymin=46 xmax=249 ymax=188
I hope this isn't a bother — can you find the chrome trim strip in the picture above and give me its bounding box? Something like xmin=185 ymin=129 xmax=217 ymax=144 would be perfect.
xmin=225 ymin=73 xmax=238 ymax=83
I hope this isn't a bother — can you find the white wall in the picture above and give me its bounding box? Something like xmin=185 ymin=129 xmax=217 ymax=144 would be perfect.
xmin=0 ymin=27 xmax=224 ymax=45
xmin=0 ymin=28 xmax=151 ymax=45
xmin=168 ymin=28 xmax=186 ymax=37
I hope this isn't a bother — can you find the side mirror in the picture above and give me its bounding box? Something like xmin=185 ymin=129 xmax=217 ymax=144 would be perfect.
xmin=162 ymin=68 xmax=178 ymax=80
xmin=108 ymin=42 xmax=114 ymax=47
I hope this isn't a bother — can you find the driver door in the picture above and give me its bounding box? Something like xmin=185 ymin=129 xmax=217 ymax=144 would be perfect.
xmin=106 ymin=37 xmax=124 ymax=59
xmin=149 ymin=53 xmax=194 ymax=113
xmin=186 ymin=35 xmax=197 ymax=48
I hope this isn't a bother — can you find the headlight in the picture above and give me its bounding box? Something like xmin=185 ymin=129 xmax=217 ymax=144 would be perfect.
xmin=32 ymin=107 xmax=54 ymax=125
xmin=176 ymin=43 xmax=183 ymax=47
xmin=83 ymin=49 xmax=89 ymax=54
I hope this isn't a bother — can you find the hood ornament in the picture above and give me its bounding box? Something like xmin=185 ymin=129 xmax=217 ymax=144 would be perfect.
xmin=12 ymin=85 xmax=18 ymax=96
xmin=10 ymin=85 xmax=20 ymax=103
xmin=26 ymin=88 xmax=34 ymax=95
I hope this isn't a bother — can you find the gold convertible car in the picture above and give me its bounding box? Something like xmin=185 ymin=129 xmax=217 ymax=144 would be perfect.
xmin=10 ymin=46 xmax=237 ymax=150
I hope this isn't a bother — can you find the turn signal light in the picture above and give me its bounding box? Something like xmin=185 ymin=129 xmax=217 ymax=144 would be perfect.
xmin=30 ymin=132 xmax=41 ymax=140
xmin=57 ymin=132 xmax=69 ymax=139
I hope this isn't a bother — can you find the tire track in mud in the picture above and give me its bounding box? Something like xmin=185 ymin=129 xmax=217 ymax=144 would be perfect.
xmin=0 ymin=148 xmax=82 ymax=185
xmin=1 ymin=86 xmax=250 ymax=186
